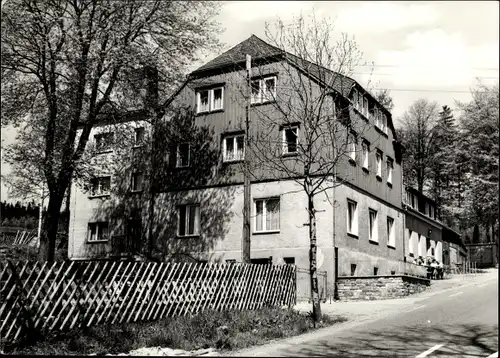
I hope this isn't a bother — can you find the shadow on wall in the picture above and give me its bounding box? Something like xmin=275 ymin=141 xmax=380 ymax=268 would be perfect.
xmin=278 ymin=323 xmax=498 ymax=357
xmin=86 ymin=107 xmax=237 ymax=262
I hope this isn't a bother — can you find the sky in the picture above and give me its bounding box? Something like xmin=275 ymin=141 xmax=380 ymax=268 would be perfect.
xmin=1 ymin=1 xmax=499 ymax=202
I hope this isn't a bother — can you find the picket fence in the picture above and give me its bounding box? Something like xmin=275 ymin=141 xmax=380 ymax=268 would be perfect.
xmin=0 ymin=260 xmax=296 ymax=342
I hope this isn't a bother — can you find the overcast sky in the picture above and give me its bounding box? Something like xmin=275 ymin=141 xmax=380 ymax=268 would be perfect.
xmin=1 ymin=1 xmax=498 ymax=202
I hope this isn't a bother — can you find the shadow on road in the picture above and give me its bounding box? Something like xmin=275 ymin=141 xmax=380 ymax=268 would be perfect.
xmin=281 ymin=323 xmax=498 ymax=357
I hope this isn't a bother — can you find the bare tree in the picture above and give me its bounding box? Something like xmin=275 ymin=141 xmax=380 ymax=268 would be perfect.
xmin=1 ymin=0 xmax=222 ymax=261
xmin=231 ymin=13 xmax=368 ymax=322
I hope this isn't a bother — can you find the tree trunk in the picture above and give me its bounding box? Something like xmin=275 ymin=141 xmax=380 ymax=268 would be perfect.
xmin=307 ymin=193 xmax=322 ymax=323
xmin=39 ymin=192 xmax=64 ymax=262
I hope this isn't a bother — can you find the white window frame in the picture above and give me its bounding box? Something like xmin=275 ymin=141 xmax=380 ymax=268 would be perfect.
xmin=131 ymin=172 xmax=144 ymax=192
xmin=387 ymin=216 xmax=395 ymax=248
xmin=177 ymin=204 xmax=200 ymax=237
xmin=251 ymin=76 xmax=277 ymax=104
xmin=362 ymin=141 xmax=369 ymax=169
xmin=387 ymin=157 xmax=393 ymax=184
xmin=363 ymin=96 xmax=369 ymax=117
xmin=282 ymin=125 xmax=299 ymax=155
xmin=254 ymin=197 xmax=280 ymax=233
xmin=176 ymin=143 xmax=190 ymax=168
xmin=376 ymin=151 xmax=382 ymax=178
xmin=222 ymin=133 xmax=245 ymax=162
xmin=369 ymin=209 xmax=378 ymax=243
xmin=408 ymin=229 xmax=414 ymax=255
xmin=347 ymin=199 xmax=358 ymax=236
xmin=134 ymin=127 xmax=145 ymax=147
xmin=91 ymin=176 xmax=111 ymax=197
xmin=348 ymin=132 xmax=356 ymax=161
xmin=196 ymin=86 xmax=224 ymax=113
xmin=352 ymin=89 xmax=359 ymax=110
xmin=87 ymin=222 xmax=109 ymax=242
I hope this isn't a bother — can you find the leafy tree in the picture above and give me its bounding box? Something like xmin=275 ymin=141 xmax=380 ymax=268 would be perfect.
xmin=374 ymin=89 xmax=394 ymax=112
xmin=429 ymin=105 xmax=460 ymax=224
xmin=397 ymin=99 xmax=439 ymax=193
xmin=1 ymin=0 xmax=222 ymax=261
xmin=457 ymin=82 xmax=499 ymax=243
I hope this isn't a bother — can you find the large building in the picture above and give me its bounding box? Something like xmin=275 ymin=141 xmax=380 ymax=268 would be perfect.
xmin=68 ymin=35 xmax=406 ymax=293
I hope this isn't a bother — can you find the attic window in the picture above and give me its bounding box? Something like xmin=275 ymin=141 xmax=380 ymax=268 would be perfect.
xmin=196 ymin=86 xmax=224 ymax=113
xmin=251 ymin=76 xmax=276 ymax=104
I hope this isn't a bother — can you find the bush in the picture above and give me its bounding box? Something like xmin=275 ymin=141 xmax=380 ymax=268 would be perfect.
xmin=2 ymin=307 xmax=347 ymax=355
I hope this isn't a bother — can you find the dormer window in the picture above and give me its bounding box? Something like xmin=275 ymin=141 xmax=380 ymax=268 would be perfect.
xmin=352 ymin=90 xmax=359 ymax=110
xmin=196 ymin=86 xmax=224 ymax=113
xmin=251 ymin=76 xmax=277 ymax=104
xmin=376 ymin=150 xmax=383 ymax=179
xmin=362 ymin=97 xmax=369 ymax=117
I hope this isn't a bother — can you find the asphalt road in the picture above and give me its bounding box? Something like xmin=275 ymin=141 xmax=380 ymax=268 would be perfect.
xmin=234 ymin=273 xmax=498 ymax=357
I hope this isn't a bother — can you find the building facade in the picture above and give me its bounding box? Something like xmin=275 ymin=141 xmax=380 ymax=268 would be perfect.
xmin=403 ymin=185 xmax=465 ymax=266
xmin=68 ymin=35 xmax=406 ymax=293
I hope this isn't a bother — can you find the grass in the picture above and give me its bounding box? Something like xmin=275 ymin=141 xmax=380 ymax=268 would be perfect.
xmin=1 ymin=307 xmax=347 ymax=355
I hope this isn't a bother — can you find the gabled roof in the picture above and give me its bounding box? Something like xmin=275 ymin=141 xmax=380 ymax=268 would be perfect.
xmin=190 ymin=35 xmax=356 ymax=98
xmin=189 ymin=35 xmax=396 ymax=135
xmin=192 ymin=35 xmax=282 ymax=74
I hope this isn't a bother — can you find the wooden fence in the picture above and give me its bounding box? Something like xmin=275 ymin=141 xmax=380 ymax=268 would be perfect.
xmin=0 ymin=260 xmax=296 ymax=342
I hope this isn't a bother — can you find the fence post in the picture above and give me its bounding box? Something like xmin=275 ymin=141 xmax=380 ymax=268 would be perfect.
xmin=294 ymin=265 xmax=297 ymax=306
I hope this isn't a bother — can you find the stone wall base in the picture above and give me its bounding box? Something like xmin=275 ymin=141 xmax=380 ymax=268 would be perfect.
xmin=337 ymin=275 xmax=430 ymax=301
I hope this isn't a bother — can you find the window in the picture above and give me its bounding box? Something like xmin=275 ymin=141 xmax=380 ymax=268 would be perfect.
xmin=347 ymin=200 xmax=358 ymax=236
xmin=176 ymin=143 xmax=190 ymax=168
xmin=254 ymin=197 xmax=280 ymax=232
xmin=134 ymin=127 xmax=145 ymax=146
xmin=374 ymin=109 xmax=380 ymax=128
xmin=131 ymin=172 xmax=144 ymax=192
xmin=362 ymin=96 xmax=369 ymax=117
xmin=88 ymin=222 xmax=109 ymax=242
xmin=177 ymin=204 xmax=200 ymax=237
xmin=348 ymin=132 xmax=356 ymax=162
xmin=408 ymin=229 xmax=414 ymax=256
xmin=91 ymin=176 xmax=111 ymax=196
xmin=251 ymin=76 xmax=276 ymax=104
xmin=196 ymin=86 xmax=224 ymax=113
xmin=223 ymin=134 xmax=245 ymax=162
xmin=376 ymin=151 xmax=382 ymax=178
xmin=282 ymin=125 xmax=298 ymax=155
xmin=94 ymin=132 xmax=114 ymax=153
xmin=387 ymin=217 xmax=395 ymax=247
xmin=362 ymin=140 xmax=369 ymax=169
xmin=369 ymin=209 xmax=378 ymax=242
xmin=352 ymin=89 xmax=359 ymax=110
xmin=373 ymin=267 xmax=379 ymax=275
xmin=284 ymin=257 xmax=295 ymax=265
xmin=212 ymin=87 xmax=223 ymax=110
xmin=375 ymin=110 xmax=388 ymax=134
xmin=386 ymin=158 xmax=393 ymax=185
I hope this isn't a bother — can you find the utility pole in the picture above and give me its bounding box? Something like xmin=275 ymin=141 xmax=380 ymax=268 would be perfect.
xmin=37 ymin=184 xmax=44 ymax=246
xmin=242 ymin=54 xmax=252 ymax=263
